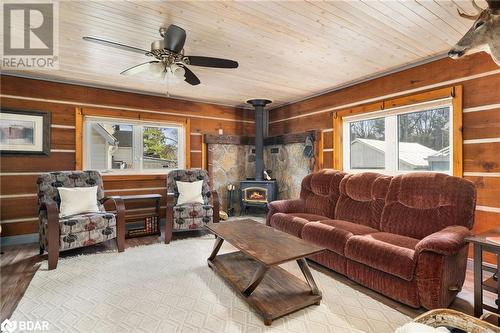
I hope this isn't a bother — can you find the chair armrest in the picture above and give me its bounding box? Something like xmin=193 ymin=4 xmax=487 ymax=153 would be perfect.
xmin=40 ymin=199 xmax=59 ymax=228
xmin=210 ymin=190 xmax=220 ymax=224
xmin=415 ymin=226 xmax=471 ymax=256
xmin=266 ymin=199 xmax=305 ymax=226
xmin=101 ymin=196 xmax=125 ymax=251
xmin=40 ymin=199 xmax=60 ymax=260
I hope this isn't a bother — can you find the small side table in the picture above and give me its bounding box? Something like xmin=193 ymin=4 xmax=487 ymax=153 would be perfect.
xmin=465 ymin=228 xmax=500 ymax=324
xmin=121 ymin=194 xmax=162 ymax=238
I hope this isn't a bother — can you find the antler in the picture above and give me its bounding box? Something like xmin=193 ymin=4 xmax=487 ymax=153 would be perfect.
xmin=457 ymin=0 xmax=485 ymax=20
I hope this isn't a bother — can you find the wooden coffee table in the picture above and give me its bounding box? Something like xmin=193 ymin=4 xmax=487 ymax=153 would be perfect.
xmin=205 ymin=219 xmax=325 ymax=325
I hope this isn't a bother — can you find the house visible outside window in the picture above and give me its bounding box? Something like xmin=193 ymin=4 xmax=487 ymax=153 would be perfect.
xmin=83 ymin=117 xmax=185 ymax=173
xmin=343 ymin=99 xmax=453 ymax=175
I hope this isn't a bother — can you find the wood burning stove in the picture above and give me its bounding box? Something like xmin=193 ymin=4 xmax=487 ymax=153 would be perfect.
xmin=240 ymin=180 xmax=277 ymax=214
xmin=239 ymin=98 xmax=278 ymax=214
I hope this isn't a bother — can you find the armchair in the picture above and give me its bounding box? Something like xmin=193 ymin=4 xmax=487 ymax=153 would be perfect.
xmin=37 ymin=171 xmax=125 ymax=270
xmin=165 ymin=169 xmax=220 ymax=244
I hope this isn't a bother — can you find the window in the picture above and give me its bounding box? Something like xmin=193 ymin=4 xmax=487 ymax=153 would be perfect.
xmin=343 ymin=99 xmax=453 ymax=174
xmin=84 ymin=118 xmax=185 ymax=173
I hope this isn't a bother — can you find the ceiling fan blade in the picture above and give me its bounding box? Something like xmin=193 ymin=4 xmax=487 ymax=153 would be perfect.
xmin=164 ymin=25 xmax=186 ymax=53
xmin=83 ymin=36 xmax=150 ymax=55
xmin=180 ymin=65 xmax=201 ymax=85
xmin=120 ymin=61 xmax=160 ymax=76
xmin=185 ymin=56 xmax=238 ymax=68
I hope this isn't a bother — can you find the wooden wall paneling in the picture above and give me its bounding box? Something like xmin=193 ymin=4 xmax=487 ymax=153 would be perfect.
xmin=322 ymin=131 xmax=333 ymax=149
xmin=463 ymin=143 xmax=500 ymax=173
xmin=185 ymin=118 xmax=191 ymax=168
xmin=75 ymin=108 xmax=83 ymax=170
xmin=1 ymin=221 xmax=38 ymax=237
xmin=201 ymin=135 xmax=207 ymax=170
xmin=0 ymin=98 xmax=77 ymax=126
xmin=190 ymin=133 xmax=203 ymax=169
xmin=318 ymin=131 xmax=324 ymax=170
xmin=0 ymin=153 xmax=75 ymax=173
xmin=333 ymin=114 xmax=343 ymax=170
xmin=452 ymin=86 xmax=463 ymax=177
xmin=462 ymin=74 xmax=500 ymax=108
xmin=0 ymin=175 xmax=38 ymax=195
xmin=190 ymin=153 xmax=202 ymax=169
xmin=51 ymin=128 xmax=76 ymax=150
xmin=190 ymin=134 xmax=202 ymax=151
xmin=269 ymin=112 xmax=332 ymax=136
xmin=0 ymin=76 xmax=255 ymax=122
xmin=1 ymin=197 xmax=37 ymax=221
xmin=465 ymin=176 xmax=500 ymax=208
xmin=463 ymin=109 xmax=500 ymax=140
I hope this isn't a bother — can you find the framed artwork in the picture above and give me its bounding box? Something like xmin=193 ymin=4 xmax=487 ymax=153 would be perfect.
xmin=0 ymin=109 xmax=51 ymax=155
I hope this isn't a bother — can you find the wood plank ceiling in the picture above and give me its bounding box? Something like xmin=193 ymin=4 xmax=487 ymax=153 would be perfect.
xmin=1 ymin=0 xmax=483 ymax=108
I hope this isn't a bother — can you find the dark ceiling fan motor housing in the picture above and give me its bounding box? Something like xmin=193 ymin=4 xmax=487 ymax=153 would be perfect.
xmin=163 ymin=25 xmax=186 ymax=54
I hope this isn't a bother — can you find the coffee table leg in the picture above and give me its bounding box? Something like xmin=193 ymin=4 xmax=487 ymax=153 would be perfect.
xmin=208 ymin=236 xmax=224 ymax=261
xmin=243 ymin=265 xmax=269 ymax=296
xmin=297 ymin=258 xmax=320 ymax=296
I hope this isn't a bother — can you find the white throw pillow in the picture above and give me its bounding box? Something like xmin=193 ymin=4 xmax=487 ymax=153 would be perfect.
xmin=58 ymin=186 xmax=100 ymax=217
xmin=176 ymin=180 xmax=204 ymax=205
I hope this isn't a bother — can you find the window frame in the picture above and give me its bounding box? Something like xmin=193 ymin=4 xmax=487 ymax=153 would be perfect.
xmin=83 ymin=116 xmax=186 ymax=174
xmin=333 ymin=87 xmax=463 ymax=177
xmin=342 ymin=98 xmax=453 ymax=175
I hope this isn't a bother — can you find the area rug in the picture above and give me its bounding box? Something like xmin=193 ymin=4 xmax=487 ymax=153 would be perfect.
xmin=11 ymin=236 xmax=411 ymax=332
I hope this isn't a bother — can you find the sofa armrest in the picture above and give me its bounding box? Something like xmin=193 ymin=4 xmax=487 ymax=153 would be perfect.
xmin=416 ymin=226 xmax=471 ymax=256
xmin=266 ymin=199 xmax=305 ymax=226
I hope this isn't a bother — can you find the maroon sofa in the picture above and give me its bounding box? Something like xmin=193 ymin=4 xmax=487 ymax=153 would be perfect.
xmin=267 ymin=169 xmax=476 ymax=309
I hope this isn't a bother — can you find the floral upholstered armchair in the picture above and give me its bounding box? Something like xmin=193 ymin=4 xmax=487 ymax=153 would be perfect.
xmin=165 ymin=169 xmax=220 ymax=244
xmin=37 ymin=171 xmax=125 ymax=270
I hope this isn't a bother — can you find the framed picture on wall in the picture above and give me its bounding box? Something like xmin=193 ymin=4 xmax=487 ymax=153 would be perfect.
xmin=0 ymin=109 xmax=51 ymax=155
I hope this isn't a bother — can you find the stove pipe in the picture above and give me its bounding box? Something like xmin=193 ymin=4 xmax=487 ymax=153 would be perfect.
xmin=247 ymin=99 xmax=272 ymax=181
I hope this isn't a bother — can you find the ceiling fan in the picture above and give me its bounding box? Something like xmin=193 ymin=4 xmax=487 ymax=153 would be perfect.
xmin=82 ymin=24 xmax=238 ymax=86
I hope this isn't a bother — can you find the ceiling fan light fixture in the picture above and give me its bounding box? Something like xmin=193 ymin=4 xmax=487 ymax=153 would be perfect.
xmin=168 ymin=64 xmax=186 ymax=80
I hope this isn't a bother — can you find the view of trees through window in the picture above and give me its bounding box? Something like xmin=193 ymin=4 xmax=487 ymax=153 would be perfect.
xmin=143 ymin=127 xmax=179 ymax=169
xmin=348 ymin=107 xmax=451 ymax=172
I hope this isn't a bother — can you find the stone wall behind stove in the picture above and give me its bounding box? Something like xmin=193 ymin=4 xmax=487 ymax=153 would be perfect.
xmin=264 ymin=143 xmax=312 ymax=200
xmin=209 ymin=141 xmax=312 ymax=213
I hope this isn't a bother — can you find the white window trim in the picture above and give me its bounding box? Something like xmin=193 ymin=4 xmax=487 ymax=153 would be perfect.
xmin=83 ymin=116 xmax=186 ymax=174
xmin=342 ymin=98 xmax=453 ymax=176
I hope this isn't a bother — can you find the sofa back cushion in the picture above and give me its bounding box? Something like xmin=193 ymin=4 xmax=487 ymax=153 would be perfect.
xmin=380 ymin=173 xmax=476 ymax=239
xmin=335 ymin=173 xmax=392 ymax=229
xmin=300 ymin=169 xmax=345 ymax=218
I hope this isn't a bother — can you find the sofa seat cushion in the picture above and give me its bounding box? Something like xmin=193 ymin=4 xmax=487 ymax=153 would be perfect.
xmin=302 ymin=219 xmax=378 ymax=255
xmin=270 ymin=213 xmax=328 ymax=238
xmin=345 ymin=232 xmax=419 ymax=281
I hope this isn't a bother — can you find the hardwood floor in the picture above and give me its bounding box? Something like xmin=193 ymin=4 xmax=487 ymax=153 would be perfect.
xmin=1 ymin=229 xmax=498 ymax=326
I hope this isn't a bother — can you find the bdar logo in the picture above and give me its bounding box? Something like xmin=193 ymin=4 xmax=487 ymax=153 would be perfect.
xmin=1 ymin=319 xmax=16 ymax=333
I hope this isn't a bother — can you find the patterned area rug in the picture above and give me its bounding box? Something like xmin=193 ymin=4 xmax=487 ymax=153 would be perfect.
xmin=11 ymin=236 xmax=412 ymax=332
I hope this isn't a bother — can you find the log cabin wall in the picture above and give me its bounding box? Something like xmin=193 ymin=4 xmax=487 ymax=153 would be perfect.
xmin=0 ymin=75 xmax=254 ymax=240
xmin=269 ymin=53 xmax=499 ymax=263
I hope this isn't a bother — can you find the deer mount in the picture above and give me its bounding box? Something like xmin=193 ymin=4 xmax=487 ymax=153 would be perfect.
xmin=449 ymin=0 xmax=500 ymax=66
